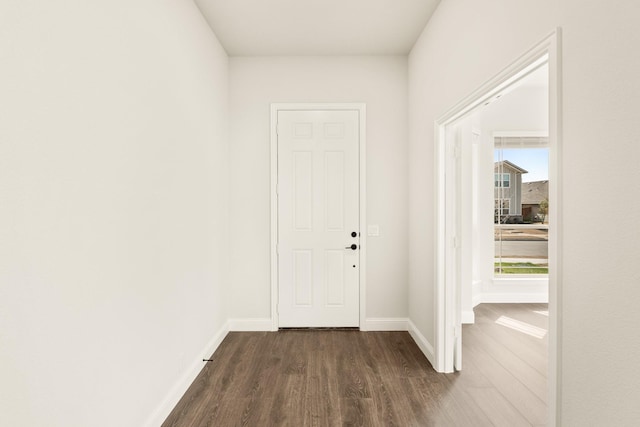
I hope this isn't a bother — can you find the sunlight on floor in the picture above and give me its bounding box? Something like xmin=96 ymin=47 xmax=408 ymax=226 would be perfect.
xmin=495 ymin=315 xmax=547 ymax=339
xmin=534 ymin=310 xmax=549 ymax=316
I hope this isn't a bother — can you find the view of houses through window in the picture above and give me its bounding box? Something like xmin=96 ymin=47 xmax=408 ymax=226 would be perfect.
xmin=494 ymin=140 xmax=549 ymax=275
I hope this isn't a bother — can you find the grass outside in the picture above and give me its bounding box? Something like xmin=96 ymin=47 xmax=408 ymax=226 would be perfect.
xmin=495 ymin=262 xmax=548 ymax=275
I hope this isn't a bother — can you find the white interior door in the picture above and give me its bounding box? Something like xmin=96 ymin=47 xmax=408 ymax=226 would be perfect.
xmin=277 ymin=109 xmax=360 ymax=327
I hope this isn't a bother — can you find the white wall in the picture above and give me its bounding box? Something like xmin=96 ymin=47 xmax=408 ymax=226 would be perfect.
xmin=560 ymin=0 xmax=640 ymax=424
xmin=409 ymin=0 xmax=640 ymax=425
xmin=0 ymin=1 xmax=230 ymax=426
xmin=229 ymin=56 xmax=409 ymax=323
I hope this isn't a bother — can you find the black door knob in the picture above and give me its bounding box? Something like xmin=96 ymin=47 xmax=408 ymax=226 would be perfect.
xmin=345 ymin=244 xmax=358 ymax=250
xmin=351 ymin=231 xmax=358 ymax=238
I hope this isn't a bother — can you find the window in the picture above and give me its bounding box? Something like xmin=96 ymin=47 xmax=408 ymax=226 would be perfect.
xmin=494 ymin=141 xmax=550 ymax=277
xmin=494 ymin=173 xmax=510 ymax=188
xmin=495 ymin=198 xmax=510 ymax=215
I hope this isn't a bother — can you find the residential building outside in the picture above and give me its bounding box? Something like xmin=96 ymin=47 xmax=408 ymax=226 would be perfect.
xmin=494 ymin=160 xmax=528 ymax=223
xmin=522 ymin=180 xmax=549 ymax=223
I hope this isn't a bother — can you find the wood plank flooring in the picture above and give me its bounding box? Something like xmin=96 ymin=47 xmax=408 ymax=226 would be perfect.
xmin=163 ymin=303 xmax=548 ymax=426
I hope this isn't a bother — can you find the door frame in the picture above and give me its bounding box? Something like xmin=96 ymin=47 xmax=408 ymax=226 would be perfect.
xmin=434 ymin=30 xmax=562 ymax=425
xmin=270 ymin=103 xmax=367 ymax=331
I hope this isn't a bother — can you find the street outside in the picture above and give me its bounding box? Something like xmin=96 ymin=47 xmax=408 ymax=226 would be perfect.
xmin=495 ymin=240 xmax=548 ymax=258
xmin=495 ymin=226 xmax=548 ymax=258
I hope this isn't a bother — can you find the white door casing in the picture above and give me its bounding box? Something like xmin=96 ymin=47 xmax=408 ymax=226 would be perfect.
xmin=451 ymin=127 xmax=463 ymax=372
xmin=274 ymin=107 xmax=363 ymax=327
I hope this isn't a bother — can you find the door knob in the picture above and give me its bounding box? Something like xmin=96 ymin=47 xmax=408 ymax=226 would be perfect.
xmin=345 ymin=244 xmax=358 ymax=250
xmin=351 ymin=231 xmax=358 ymax=238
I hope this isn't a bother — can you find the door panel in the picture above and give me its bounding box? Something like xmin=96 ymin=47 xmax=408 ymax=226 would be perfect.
xmin=325 ymin=250 xmax=345 ymax=306
xmin=293 ymin=250 xmax=312 ymax=306
xmin=325 ymin=151 xmax=345 ymax=231
xmin=293 ymin=152 xmax=313 ymax=230
xmin=278 ymin=110 xmax=360 ymax=327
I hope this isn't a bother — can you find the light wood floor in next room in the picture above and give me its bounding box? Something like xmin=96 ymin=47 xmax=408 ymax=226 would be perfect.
xmin=163 ymin=303 xmax=548 ymax=427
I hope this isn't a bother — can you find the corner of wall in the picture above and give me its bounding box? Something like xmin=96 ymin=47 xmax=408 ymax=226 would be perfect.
xmin=407 ymin=319 xmax=436 ymax=367
xmin=143 ymin=322 xmax=229 ymax=427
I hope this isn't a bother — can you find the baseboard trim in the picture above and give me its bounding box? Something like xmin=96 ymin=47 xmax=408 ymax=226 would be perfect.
xmin=482 ymin=293 xmax=549 ymax=303
xmin=462 ymin=310 xmax=475 ymax=324
xmin=228 ymin=318 xmax=274 ymax=331
xmin=472 ymin=294 xmax=483 ymax=308
xmin=407 ymin=319 xmax=436 ymax=367
xmin=144 ymin=322 xmax=229 ymax=427
xmin=361 ymin=317 xmax=409 ymax=331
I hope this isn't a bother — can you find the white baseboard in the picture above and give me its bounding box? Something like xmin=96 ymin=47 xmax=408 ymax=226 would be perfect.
xmin=228 ymin=318 xmax=274 ymax=331
xmin=472 ymin=296 xmax=483 ymax=308
xmin=462 ymin=310 xmax=475 ymax=324
xmin=481 ymin=293 xmax=549 ymax=303
xmin=472 ymin=293 xmax=483 ymax=308
xmin=144 ymin=322 xmax=229 ymax=427
xmin=361 ymin=317 xmax=409 ymax=331
xmin=407 ymin=319 xmax=436 ymax=368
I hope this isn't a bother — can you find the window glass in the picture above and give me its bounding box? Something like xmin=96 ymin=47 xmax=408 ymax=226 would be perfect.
xmin=494 ymin=144 xmax=549 ymax=276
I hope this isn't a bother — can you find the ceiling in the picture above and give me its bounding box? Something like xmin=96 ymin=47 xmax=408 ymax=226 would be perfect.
xmin=194 ymin=0 xmax=442 ymax=56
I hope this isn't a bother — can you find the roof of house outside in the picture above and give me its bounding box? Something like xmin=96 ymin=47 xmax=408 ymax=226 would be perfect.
xmin=494 ymin=160 xmax=528 ymax=174
xmin=522 ymin=180 xmax=549 ymax=205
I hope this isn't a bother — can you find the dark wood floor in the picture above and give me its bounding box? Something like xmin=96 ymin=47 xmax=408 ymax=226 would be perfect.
xmin=163 ymin=303 xmax=548 ymax=427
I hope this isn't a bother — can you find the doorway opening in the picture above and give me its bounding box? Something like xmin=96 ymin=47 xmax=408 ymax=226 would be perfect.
xmin=434 ymin=31 xmax=562 ymax=426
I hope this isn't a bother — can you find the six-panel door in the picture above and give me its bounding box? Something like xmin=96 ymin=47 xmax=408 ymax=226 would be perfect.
xmin=277 ymin=110 xmax=360 ymax=327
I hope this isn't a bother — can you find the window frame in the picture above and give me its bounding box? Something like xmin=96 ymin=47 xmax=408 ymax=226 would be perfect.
xmin=494 ymin=172 xmax=510 ymax=188
xmin=494 ymin=198 xmax=511 ymax=215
